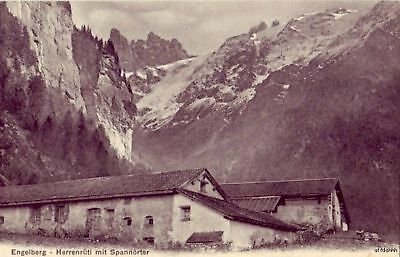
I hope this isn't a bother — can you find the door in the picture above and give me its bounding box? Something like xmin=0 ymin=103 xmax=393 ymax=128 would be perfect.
xmin=85 ymin=208 xmax=101 ymax=238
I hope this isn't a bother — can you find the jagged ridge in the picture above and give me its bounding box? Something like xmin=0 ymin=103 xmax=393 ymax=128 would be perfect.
xmin=110 ymin=28 xmax=190 ymax=72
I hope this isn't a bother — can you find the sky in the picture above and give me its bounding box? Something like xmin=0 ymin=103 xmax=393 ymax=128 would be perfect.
xmin=71 ymin=0 xmax=377 ymax=55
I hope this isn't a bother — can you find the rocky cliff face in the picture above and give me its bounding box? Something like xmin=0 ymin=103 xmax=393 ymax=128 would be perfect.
xmin=132 ymin=2 xmax=400 ymax=235
xmin=72 ymin=27 xmax=136 ymax=160
xmin=0 ymin=1 xmax=144 ymax=184
xmin=110 ymin=28 xmax=189 ymax=71
xmin=4 ymin=2 xmax=137 ymax=161
xmin=6 ymin=2 xmax=86 ymax=115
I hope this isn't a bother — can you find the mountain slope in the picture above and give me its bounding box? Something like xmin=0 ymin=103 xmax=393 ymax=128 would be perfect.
xmin=132 ymin=2 xmax=400 ymax=235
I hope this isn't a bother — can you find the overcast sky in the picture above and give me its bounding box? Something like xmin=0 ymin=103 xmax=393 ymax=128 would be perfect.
xmin=71 ymin=1 xmax=377 ymax=55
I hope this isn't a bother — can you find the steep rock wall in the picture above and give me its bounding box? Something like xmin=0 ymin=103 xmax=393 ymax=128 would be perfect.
xmin=6 ymin=1 xmax=86 ymax=114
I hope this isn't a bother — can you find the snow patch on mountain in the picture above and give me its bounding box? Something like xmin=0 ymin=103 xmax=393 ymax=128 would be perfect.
xmin=233 ymin=88 xmax=256 ymax=105
xmin=188 ymin=97 xmax=216 ymax=110
xmin=156 ymin=57 xmax=196 ymax=71
xmin=330 ymin=8 xmax=358 ymax=20
xmin=136 ymin=55 xmax=209 ymax=129
xmin=289 ymin=26 xmax=301 ymax=32
xmin=135 ymin=7 xmax=367 ymax=131
xmin=135 ymin=70 xmax=147 ymax=80
xmin=253 ymin=74 xmax=270 ymax=87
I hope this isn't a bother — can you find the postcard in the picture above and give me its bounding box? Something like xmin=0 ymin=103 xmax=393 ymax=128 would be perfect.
xmin=0 ymin=1 xmax=399 ymax=257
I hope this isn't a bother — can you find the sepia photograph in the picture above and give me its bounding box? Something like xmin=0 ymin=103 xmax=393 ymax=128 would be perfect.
xmin=0 ymin=0 xmax=399 ymax=256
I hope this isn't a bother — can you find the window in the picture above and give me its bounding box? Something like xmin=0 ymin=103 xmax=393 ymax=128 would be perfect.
xmin=43 ymin=206 xmax=52 ymax=220
xmin=30 ymin=206 xmax=41 ymax=224
xmin=106 ymin=209 xmax=115 ymax=227
xmin=180 ymin=206 xmax=191 ymax=221
xmin=55 ymin=205 xmax=67 ymax=223
xmin=0 ymin=216 xmax=4 ymax=224
xmin=124 ymin=198 xmax=131 ymax=204
xmin=123 ymin=216 xmax=132 ymax=226
xmin=145 ymin=215 xmax=153 ymax=225
xmin=200 ymin=180 xmax=208 ymax=193
xmin=143 ymin=237 xmax=154 ymax=245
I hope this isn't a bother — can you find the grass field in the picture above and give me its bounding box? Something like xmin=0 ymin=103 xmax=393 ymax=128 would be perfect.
xmin=0 ymin=232 xmax=398 ymax=257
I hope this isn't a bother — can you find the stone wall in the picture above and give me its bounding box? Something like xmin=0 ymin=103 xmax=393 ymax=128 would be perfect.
xmin=272 ymin=197 xmax=331 ymax=228
xmin=0 ymin=194 xmax=174 ymax=247
xmin=0 ymin=206 xmax=31 ymax=233
xmin=228 ymin=220 xmax=296 ymax=249
xmin=329 ymin=190 xmax=343 ymax=230
xmin=171 ymin=194 xmax=230 ymax=243
xmin=0 ymin=192 xmax=299 ymax=248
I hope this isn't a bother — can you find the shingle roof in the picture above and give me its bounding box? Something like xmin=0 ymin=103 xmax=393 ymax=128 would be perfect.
xmin=185 ymin=231 xmax=224 ymax=244
xmin=231 ymin=196 xmax=281 ymax=212
xmin=0 ymin=169 xmax=205 ymax=206
xmin=221 ymin=178 xmax=339 ymax=199
xmin=178 ymin=189 xmax=299 ymax=232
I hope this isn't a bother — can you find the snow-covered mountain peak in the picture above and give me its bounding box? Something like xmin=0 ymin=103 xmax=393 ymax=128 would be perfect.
xmin=133 ymin=3 xmax=394 ymax=131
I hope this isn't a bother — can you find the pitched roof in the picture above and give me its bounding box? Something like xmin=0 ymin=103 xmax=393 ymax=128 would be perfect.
xmin=231 ymin=196 xmax=281 ymax=212
xmin=221 ymin=178 xmax=339 ymax=199
xmin=178 ymin=189 xmax=299 ymax=232
xmin=186 ymin=231 xmax=224 ymax=244
xmin=0 ymin=169 xmax=205 ymax=206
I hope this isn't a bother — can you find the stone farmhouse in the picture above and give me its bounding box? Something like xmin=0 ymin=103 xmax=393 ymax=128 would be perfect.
xmin=0 ymin=169 xmax=300 ymax=248
xmin=221 ymin=178 xmax=350 ymax=232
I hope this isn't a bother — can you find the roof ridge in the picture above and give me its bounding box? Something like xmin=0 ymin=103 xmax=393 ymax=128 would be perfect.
xmin=177 ymin=189 xmax=299 ymax=231
xmin=176 ymin=168 xmax=206 ymax=188
xmin=222 ymin=177 xmax=338 ymax=185
xmin=0 ymin=169 xmax=206 ymax=190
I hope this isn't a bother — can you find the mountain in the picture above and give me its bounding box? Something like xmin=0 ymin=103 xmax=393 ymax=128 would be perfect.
xmin=0 ymin=2 xmax=147 ymax=184
xmin=109 ymin=28 xmax=190 ymax=72
xmin=132 ymin=2 xmax=400 ymax=236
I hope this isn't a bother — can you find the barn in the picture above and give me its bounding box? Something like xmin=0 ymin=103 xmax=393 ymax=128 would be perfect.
xmin=0 ymin=168 xmax=299 ymax=248
xmin=221 ymin=178 xmax=350 ymax=232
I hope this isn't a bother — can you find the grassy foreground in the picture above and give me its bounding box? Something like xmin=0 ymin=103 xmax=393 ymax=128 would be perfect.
xmin=0 ymin=231 xmax=398 ymax=257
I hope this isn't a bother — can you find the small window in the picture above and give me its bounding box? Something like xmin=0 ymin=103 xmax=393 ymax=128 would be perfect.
xmin=124 ymin=198 xmax=131 ymax=204
xmin=55 ymin=205 xmax=66 ymax=223
xmin=106 ymin=209 xmax=115 ymax=226
xmin=43 ymin=206 xmax=52 ymax=220
xmin=317 ymin=197 xmax=321 ymax=204
xmin=123 ymin=216 xmax=132 ymax=226
xmin=180 ymin=206 xmax=191 ymax=221
xmin=30 ymin=206 xmax=41 ymax=223
xmin=200 ymin=180 xmax=208 ymax=193
xmin=0 ymin=216 xmax=4 ymax=224
xmin=143 ymin=237 xmax=154 ymax=245
xmin=145 ymin=215 xmax=153 ymax=225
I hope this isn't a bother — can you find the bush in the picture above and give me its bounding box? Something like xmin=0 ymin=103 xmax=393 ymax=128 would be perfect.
xmin=295 ymin=224 xmax=327 ymax=244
